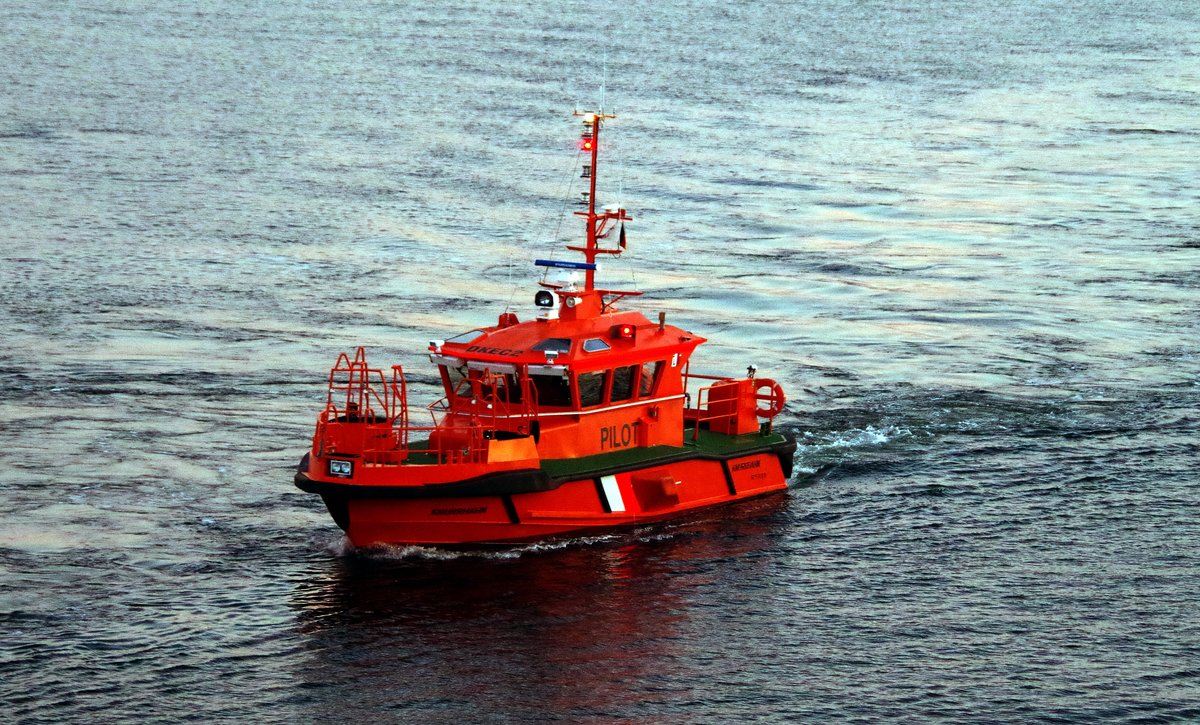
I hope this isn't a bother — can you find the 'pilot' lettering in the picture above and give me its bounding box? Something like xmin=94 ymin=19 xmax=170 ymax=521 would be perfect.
xmin=600 ymin=423 xmax=635 ymax=450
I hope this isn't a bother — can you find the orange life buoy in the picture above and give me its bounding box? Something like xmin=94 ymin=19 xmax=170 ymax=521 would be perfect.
xmin=755 ymin=379 xmax=786 ymax=418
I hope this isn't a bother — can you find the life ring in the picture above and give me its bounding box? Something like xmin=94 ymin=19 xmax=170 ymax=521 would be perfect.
xmin=755 ymin=379 xmax=786 ymax=418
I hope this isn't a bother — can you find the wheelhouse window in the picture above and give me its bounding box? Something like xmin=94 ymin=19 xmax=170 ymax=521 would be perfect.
xmin=482 ymin=372 xmax=522 ymax=404
xmin=531 ymin=372 xmax=572 ymax=407
xmin=532 ymin=338 xmax=572 ymax=354
xmin=577 ymin=371 xmax=608 ymax=408
xmin=442 ymin=364 xmax=469 ymax=397
xmin=446 ymin=329 xmax=486 ymax=344
xmin=639 ymin=361 xmax=663 ymax=397
xmin=499 ymin=374 xmax=522 ymax=404
xmin=582 ymin=338 xmax=611 ymax=353
xmin=442 ymin=364 xmax=523 ymax=404
xmin=611 ymin=365 xmax=637 ymax=403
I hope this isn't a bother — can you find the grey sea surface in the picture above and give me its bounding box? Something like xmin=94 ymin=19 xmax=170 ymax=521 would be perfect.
xmin=2 ymin=0 xmax=1198 ymax=722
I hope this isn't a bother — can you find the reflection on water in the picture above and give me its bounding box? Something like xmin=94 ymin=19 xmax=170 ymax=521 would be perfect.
xmin=290 ymin=497 xmax=790 ymax=722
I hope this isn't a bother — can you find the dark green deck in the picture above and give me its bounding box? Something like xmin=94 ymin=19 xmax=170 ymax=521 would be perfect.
xmin=539 ymin=427 xmax=794 ymax=482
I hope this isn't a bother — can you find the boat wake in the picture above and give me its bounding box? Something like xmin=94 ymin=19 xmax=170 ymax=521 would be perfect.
xmin=332 ymin=531 xmax=634 ymax=561
xmin=789 ymin=423 xmax=915 ymax=475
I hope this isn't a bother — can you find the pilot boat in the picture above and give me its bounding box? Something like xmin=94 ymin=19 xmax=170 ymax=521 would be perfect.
xmin=294 ymin=111 xmax=796 ymax=546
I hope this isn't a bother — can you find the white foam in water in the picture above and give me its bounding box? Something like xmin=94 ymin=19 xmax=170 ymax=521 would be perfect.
xmin=324 ymin=535 xmax=356 ymax=558
xmin=369 ymin=544 xmax=500 ymax=561
xmin=339 ymin=531 xmax=628 ymax=561
xmin=801 ymin=424 xmax=912 ymax=453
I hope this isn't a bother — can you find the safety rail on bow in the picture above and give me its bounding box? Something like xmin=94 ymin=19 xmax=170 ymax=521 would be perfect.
xmin=313 ymin=347 xmax=538 ymax=466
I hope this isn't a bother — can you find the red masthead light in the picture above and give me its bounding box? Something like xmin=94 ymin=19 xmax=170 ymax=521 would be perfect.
xmin=611 ymin=323 xmax=636 ymax=340
xmin=579 ymin=138 xmax=594 ymax=152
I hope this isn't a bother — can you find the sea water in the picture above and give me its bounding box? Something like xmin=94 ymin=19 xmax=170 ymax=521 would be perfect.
xmin=2 ymin=1 xmax=1198 ymax=722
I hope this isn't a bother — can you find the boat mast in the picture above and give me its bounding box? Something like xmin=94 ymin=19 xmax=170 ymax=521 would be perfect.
xmin=570 ymin=111 xmax=630 ymax=291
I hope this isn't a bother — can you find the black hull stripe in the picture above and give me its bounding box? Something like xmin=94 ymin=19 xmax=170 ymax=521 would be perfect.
xmin=501 ymin=495 xmax=520 ymax=524
xmin=594 ymin=477 xmax=614 ymax=513
xmin=720 ymin=459 xmax=738 ymax=496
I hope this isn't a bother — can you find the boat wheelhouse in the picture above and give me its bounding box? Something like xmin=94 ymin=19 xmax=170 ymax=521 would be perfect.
xmin=295 ymin=111 xmax=795 ymax=546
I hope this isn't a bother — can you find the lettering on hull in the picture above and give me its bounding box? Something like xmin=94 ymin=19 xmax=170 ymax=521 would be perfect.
xmin=431 ymin=506 xmax=489 ymax=516
xmin=599 ymin=422 xmax=635 ymax=450
xmin=466 ymin=345 xmax=523 ymax=358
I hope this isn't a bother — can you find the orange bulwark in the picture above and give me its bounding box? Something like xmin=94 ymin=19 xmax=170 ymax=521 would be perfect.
xmin=294 ymin=111 xmax=796 ymax=547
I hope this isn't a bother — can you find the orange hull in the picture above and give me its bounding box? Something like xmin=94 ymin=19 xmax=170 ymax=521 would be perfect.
xmin=296 ymin=441 xmax=795 ymax=547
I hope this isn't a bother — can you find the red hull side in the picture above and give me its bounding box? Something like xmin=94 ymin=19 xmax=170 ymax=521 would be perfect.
xmin=336 ymin=453 xmax=789 ymax=547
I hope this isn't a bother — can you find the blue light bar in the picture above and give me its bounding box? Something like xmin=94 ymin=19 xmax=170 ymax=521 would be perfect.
xmin=534 ymin=259 xmax=597 ymax=271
